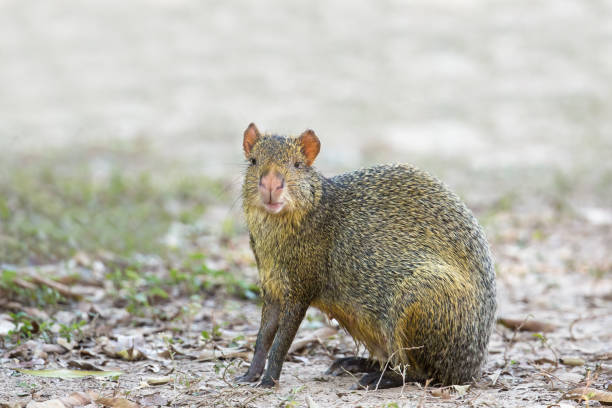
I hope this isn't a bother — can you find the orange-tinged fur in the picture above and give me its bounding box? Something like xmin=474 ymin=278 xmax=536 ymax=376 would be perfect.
xmin=312 ymin=299 xmax=389 ymax=361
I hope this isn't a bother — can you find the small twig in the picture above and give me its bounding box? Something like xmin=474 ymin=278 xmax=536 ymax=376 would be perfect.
xmin=237 ymin=389 xmax=273 ymax=408
xmin=12 ymin=277 xmax=38 ymax=291
xmin=569 ymin=313 xmax=610 ymax=341
xmin=338 ymin=365 xmax=361 ymax=383
xmin=416 ymin=378 xmax=432 ymax=408
xmin=399 ymin=363 xmax=409 ymax=398
xmin=569 ymin=315 xmax=582 ymax=341
xmin=502 ymin=315 xmax=533 ymax=368
xmin=26 ymin=272 xmax=82 ymax=299
xmin=558 ymin=368 xmax=597 ymax=407
xmin=466 ymin=390 xmax=483 ymax=405
xmin=222 ymin=360 xmax=241 ymax=388
xmin=375 ymin=346 xmax=424 ymax=391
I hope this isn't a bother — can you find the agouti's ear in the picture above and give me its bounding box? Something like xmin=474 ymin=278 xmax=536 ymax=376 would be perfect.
xmin=298 ymin=129 xmax=320 ymax=166
xmin=243 ymin=123 xmax=261 ymax=158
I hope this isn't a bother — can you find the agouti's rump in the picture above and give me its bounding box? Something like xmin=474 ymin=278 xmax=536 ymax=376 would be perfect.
xmin=237 ymin=123 xmax=496 ymax=389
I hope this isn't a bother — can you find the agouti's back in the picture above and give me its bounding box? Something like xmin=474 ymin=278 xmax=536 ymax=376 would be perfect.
xmin=315 ymin=164 xmax=495 ymax=384
xmin=237 ymin=124 xmax=496 ymax=389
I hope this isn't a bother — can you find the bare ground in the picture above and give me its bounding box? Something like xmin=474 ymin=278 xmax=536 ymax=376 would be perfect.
xmin=1 ymin=192 xmax=610 ymax=407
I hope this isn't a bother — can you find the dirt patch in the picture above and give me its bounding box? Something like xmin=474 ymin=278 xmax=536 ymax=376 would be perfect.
xmin=1 ymin=190 xmax=610 ymax=407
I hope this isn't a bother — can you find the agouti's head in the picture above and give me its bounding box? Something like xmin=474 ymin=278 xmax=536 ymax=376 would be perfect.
xmin=242 ymin=123 xmax=322 ymax=216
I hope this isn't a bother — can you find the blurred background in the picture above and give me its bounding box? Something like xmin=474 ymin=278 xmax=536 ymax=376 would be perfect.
xmin=1 ymin=1 xmax=611 ymax=404
xmin=2 ymin=0 xmax=611 ymax=263
xmin=2 ymin=0 xmax=611 ymax=175
xmin=1 ymin=0 xmax=611 ymax=287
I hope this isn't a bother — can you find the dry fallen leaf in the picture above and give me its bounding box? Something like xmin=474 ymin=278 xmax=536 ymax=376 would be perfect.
xmin=7 ymin=340 xmax=39 ymax=359
xmin=560 ymin=357 xmax=585 ymax=367
xmin=96 ymin=397 xmax=140 ymax=408
xmin=55 ymin=338 xmax=74 ymax=351
xmin=497 ymin=317 xmax=556 ymax=333
xmin=488 ymin=369 xmax=502 ymax=386
xmin=18 ymin=368 xmax=123 ymax=379
xmin=138 ymin=393 xmax=168 ymax=407
xmin=197 ymin=347 xmax=250 ymax=362
xmin=431 ymin=388 xmax=452 ymax=400
xmin=67 ymin=359 xmax=104 ymax=371
xmin=452 ymin=384 xmax=470 ymax=397
xmin=101 ymin=335 xmax=147 ymax=361
xmin=288 ymin=326 xmax=338 ymax=354
xmin=41 ymin=344 xmax=68 ymax=354
xmin=22 ymin=307 xmax=50 ymax=321
xmin=145 ymin=376 xmax=174 ymax=386
xmin=26 ymin=401 xmax=65 ymax=408
xmin=533 ymin=357 xmax=557 ymax=365
xmin=305 ymin=395 xmax=320 ymax=408
xmin=565 ymin=387 xmax=612 ymax=404
xmin=116 ymin=346 xmax=145 ymax=361
xmin=25 ymin=391 xmax=99 ymax=408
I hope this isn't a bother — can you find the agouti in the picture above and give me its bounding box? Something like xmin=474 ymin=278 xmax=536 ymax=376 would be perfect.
xmin=236 ymin=123 xmax=496 ymax=389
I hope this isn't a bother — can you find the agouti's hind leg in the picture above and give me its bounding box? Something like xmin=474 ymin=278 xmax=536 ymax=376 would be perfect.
xmin=325 ymin=357 xmax=378 ymax=376
xmin=350 ymin=370 xmax=405 ymax=390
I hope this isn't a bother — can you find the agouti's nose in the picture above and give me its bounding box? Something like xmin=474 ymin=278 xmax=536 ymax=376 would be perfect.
xmin=259 ymin=171 xmax=285 ymax=203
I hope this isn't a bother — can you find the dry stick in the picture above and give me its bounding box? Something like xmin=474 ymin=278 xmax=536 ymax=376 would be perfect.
xmin=465 ymin=390 xmax=483 ymax=405
xmin=558 ymin=368 xmax=596 ymax=407
xmin=222 ymin=359 xmax=240 ymax=388
xmin=338 ymin=364 xmax=363 ymax=384
xmin=347 ymin=349 xmax=424 ymax=408
xmin=399 ymin=363 xmax=409 ymax=398
xmin=569 ymin=313 xmax=610 ymax=341
xmin=317 ymin=337 xmax=336 ymax=359
xmin=12 ymin=277 xmax=37 ymax=291
xmin=196 ymin=387 xmax=245 ymax=408
xmin=237 ymin=389 xmax=274 ymax=408
xmin=543 ymin=337 xmax=560 ymax=368
xmin=288 ymin=326 xmax=337 ymax=354
xmin=533 ymin=366 xmax=570 ymax=389
xmin=502 ymin=315 xmax=532 ymax=369
xmin=374 ymin=346 xmax=424 ymax=391
xmin=346 ymin=358 xmax=382 ymax=407
xmin=18 ymin=269 xmax=83 ymax=300
xmin=569 ymin=315 xmax=582 ymax=341
xmin=416 ymin=378 xmax=433 ymax=408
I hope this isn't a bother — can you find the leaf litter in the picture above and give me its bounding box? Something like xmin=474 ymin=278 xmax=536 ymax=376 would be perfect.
xmin=1 ymin=202 xmax=609 ymax=408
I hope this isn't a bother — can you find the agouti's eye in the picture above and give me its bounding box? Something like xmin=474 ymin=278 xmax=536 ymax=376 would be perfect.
xmin=250 ymin=158 xmax=257 ymax=166
xmin=294 ymin=161 xmax=302 ymax=169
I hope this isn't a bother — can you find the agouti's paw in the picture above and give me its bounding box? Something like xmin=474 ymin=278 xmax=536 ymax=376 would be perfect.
xmin=326 ymin=357 xmax=378 ymax=376
xmin=350 ymin=371 xmax=404 ymax=390
xmin=235 ymin=372 xmax=259 ymax=383
xmin=256 ymin=376 xmax=277 ymax=388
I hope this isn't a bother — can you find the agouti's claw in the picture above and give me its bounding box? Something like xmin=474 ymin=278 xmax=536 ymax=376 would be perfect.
xmin=326 ymin=357 xmax=377 ymax=377
xmin=349 ymin=382 xmax=362 ymax=391
xmin=256 ymin=376 xmax=277 ymax=388
xmin=351 ymin=371 xmax=405 ymax=390
xmin=324 ymin=363 xmax=341 ymax=376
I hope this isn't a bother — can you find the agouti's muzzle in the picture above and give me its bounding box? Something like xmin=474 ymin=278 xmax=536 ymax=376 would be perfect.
xmin=259 ymin=170 xmax=285 ymax=213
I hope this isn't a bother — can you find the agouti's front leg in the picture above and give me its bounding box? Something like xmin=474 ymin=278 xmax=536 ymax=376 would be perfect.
xmin=258 ymin=300 xmax=309 ymax=388
xmin=236 ymin=298 xmax=280 ymax=383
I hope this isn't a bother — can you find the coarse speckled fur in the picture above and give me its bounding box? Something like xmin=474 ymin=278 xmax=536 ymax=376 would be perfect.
xmin=237 ymin=125 xmax=496 ymax=388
